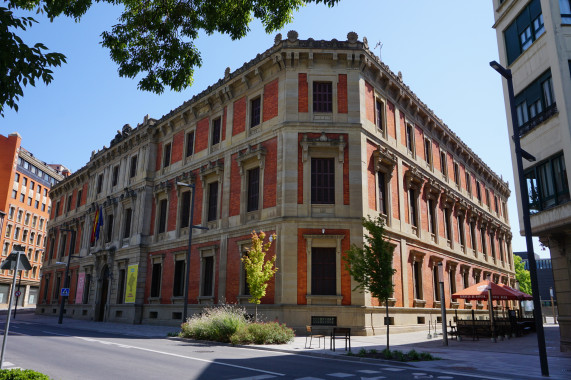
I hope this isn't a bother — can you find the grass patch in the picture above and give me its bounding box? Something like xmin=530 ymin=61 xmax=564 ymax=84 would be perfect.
xmin=180 ymin=305 xmax=294 ymax=345
xmin=347 ymin=348 xmax=439 ymax=362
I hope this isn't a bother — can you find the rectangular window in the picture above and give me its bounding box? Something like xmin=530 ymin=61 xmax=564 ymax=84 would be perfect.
xmin=313 ymin=82 xmax=332 ymax=113
xmin=480 ymin=228 xmax=487 ymax=255
xmin=211 ymin=118 xmax=221 ymax=146
xmin=30 ymin=181 xmax=34 ymax=191
xmin=158 ymin=199 xmax=168 ymax=234
xmin=470 ymin=221 xmax=477 ymax=251
xmin=173 ymin=259 xmax=186 ymax=297
xmin=163 ymin=143 xmax=172 ymax=168
xmin=428 ymin=199 xmax=436 ymax=234
xmin=406 ymin=124 xmax=414 ymax=154
xmin=130 ymin=155 xmax=138 ymax=178
xmin=250 ymin=97 xmax=261 ymax=128
xmin=207 ymin=182 xmax=218 ymax=222
xmin=515 ymin=69 xmax=555 ymax=134
xmin=201 ymin=256 xmax=214 ymax=297
xmin=466 ymin=173 xmax=472 ymax=195
xmin=150 ymin=262 xmax=162 ymax=298
xmin=106 ymin=214 xmax=114 ymax=243
xmin=59 ymin=233 xmax=67 ymax=259
xmin=185 ymin=132 xmax=195 ymax=158
xmin=123 ymin=208 xmax=132 ymax=239
xmin=504 ymin=0 xmax=543 ymax=64
xmin=440 ymin=152 xmax=447 ymax=178
xmin=311 ymin=248 xmax=336 ymax=295
xmin=96 ymin=174 xmax=103 ymax=194
xmin=116 ymin=269 xmax=126 ymax=304
xmin=409 ymin=189 xmax=417 ymax=227
xmin=378 ymin=172 xmax=387 ymax=215
xmin=27 ymin=197 xmax=32 ymax=206
xmin=375 ymin=99 xmax=384 ymax=132
xmin=247 ymin=167 xmax=260 ymax=212
xmin=4 ymin=225 xmax=11 ymax=238
xmin=180 ymin=191 xmax=191 ymax=229
xmin=454 ymin=163 xmax=460 ymax=185
xmin=8 ymin=207 xmax=14 ymax=220
xmin=66 ymin=195 xmax=72 ymax=212
xmin=19 ymin=193 xmax=24 ymax=202
xmin=112 ymin=165 xmax=119 ymax=186
xmin=24 ymin=213 xmax=30 ymax=225
xmin=54 ymin=275 xmax=61 ymax=302
xmin=525 ymin=152 xmax=569 ymax=212
xmin=458 ymin=215 xmax=465 ymax=247
xmin=413 ymin=261 xmax=422 ymax=299
xmin=311 ymin=158 xmax=335 ymax=204
xmin=449 ymin=269 xmax=456 ymax=296
xmin=15 ymin=173 xmax=20 ymax=183
xmin=23 ymin=178 xmax=27 ymax=186
xmin=462 ymin=271 xmax=470 ymax=289
xmin=11 ymin=190 xmax=17 ymax=199
xmin=485 ymin=189 xmax=490 ymax=207
xmin=444 ymin=208 xmax=452 ymax=241
xmin=476 ymin=180 xmax=482 ymax=202
xmin=34 ymin=200 xmax=39 ymax=209
xmin=76 ymin=189 xmax=82 ymax=208
xmin=424 ymin=139 xmax=432 ymax=167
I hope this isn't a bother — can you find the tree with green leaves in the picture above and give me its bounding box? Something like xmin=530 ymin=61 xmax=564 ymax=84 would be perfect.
xmin=344 ymin=216 xmax=396 ymax=350
xmin=514 ymin=255 xmax=532 ymax=296
xmin=242 ymin=230 xmax=278 ymax=322
xmin=1 ymin=0 xmax=341 ymax=116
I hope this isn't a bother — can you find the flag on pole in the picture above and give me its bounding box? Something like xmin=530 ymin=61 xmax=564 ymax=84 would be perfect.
xmin=90 ymin=207 xmax=103 ymax=244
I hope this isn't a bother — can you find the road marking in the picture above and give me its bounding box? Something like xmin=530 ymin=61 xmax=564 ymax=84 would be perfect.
xmin=357 ymin=370 xmax=382 ymax=374
xmin=41 ymin=331 xmax=284 ymax=376
xmin=232 ymin=375 xmax=276 ymax=380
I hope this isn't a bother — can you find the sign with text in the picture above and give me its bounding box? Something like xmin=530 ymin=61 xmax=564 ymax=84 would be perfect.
xmin=125 ymin=264 xmax=138 ymax=303
xmin=75 ymin=272 xmax=85 ymax=304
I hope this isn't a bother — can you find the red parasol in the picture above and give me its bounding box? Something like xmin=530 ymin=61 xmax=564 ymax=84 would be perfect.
xmin=498 ymin=283 xmax=533 ymax=300
xmin=452 ymin=280 xmax=521 ymax=301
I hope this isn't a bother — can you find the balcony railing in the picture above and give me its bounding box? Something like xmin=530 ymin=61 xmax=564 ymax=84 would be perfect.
xmin=519 ymin=103 xmax=557 ymax=137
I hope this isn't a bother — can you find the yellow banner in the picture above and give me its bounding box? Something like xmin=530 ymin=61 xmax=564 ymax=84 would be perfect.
xmin=125 ymin=264 xmax=138 ymax=303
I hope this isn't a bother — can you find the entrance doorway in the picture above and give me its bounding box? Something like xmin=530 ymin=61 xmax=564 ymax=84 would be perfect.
xmin=96 ymin=265 xmax=110 ymax=322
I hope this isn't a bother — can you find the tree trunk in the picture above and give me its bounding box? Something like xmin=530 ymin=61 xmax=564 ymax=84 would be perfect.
xmin=385 ymin=299 xmax=390 ymax=351
xmin=255 ymin=304 xmax=258 ymax=323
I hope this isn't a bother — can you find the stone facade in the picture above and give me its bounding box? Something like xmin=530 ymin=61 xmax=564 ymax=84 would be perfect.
xmin=39 ymin=33 xmax=514 ymax=334
xmin=492 ymin=0 xmax=571 ymax=351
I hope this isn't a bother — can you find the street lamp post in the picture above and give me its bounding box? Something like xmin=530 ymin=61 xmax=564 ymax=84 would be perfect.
xmin=176 ymin=181 xmax=208 ymax=323
xmin=490 ymin=60 xmax=549 ymax=376
xmin=57 ymin=228 xmax=78 ymax=325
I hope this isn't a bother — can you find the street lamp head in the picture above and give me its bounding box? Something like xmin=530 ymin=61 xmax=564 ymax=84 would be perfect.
xmin=489 ymin=60 xmax=511 ymax=79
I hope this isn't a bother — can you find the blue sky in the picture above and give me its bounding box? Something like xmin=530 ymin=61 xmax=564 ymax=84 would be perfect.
xmin=1 ymin=0 xmax=547 ymax=257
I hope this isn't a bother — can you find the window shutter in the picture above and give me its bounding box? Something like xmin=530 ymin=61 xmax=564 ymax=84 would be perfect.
xmin=504 ymin=23 xmax=520 ymax=65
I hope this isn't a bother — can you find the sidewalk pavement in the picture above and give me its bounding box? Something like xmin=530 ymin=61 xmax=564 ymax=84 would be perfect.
xmin=4 ymin=310 xmax=571 ymax=379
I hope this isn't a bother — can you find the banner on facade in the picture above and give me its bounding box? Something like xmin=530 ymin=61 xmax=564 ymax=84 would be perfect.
xmin=125 ymin=264 xmax=138 ymax=303
xmin=75 ymin=272 xmax=85 ymax=304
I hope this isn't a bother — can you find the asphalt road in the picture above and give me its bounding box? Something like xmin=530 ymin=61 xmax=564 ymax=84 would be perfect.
xmin=1 ymin=319 xmax=502 ymax=380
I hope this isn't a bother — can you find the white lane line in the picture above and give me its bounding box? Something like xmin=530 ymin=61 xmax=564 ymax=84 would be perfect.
xmin=232 ymin=375 xmax=276 ymax=380
xmin=41 ymin=331 xmax=284 ymax=376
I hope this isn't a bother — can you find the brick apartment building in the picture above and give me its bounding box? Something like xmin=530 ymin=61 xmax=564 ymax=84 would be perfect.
xmin=0 ymin=133 xmax=67 ymax=308
xmin=492 ymin=0 xmax=571 ymax=351
xmin=39 ymin=32 xmax=515 ymax=333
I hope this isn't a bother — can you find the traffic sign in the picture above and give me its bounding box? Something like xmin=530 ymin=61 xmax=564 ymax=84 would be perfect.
xmin=61 ymin=288 xmax=70 ymax=297
xmin=14 ymin=291 xmax=21 ymax=297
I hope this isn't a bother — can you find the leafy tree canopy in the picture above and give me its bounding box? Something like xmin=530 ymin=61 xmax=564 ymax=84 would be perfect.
xmin=243 ymin=230 xmax=277 ymax=305
xmin=344 ymin=216 xmax=396 ymax=301
xmin=514 ymin=255 xmax=532 ymax=295
xmin=1 ymin=0 xmax=340 ymax=116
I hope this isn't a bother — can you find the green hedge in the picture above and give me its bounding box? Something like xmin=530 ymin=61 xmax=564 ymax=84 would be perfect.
xmin=0 ymin=369 xmax=50 ymax=379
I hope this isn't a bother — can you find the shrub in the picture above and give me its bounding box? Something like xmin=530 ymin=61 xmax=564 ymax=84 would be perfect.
xmin=358 ymin=348 xmax=367 ymax=357
xmin=0 ymin=369 xmax=50 ymax=379
xmin=381 ymin=348 xmax=392 ymax=359
xmin=391 ymin=350 xmax=405 ymax=361
xmin=230 ymin=322 xmax=294 ymax=345
xmin=180 ymin=305 xmax=247 ymax=343
xmin=407 ymin=349 xmax=420 ymax=361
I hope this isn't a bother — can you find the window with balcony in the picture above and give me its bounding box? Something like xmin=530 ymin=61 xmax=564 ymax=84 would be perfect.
xmin=525 ymin=152 xmax=570 ymax=213
xmin=515 ymin=70 xmax=555 ymax=135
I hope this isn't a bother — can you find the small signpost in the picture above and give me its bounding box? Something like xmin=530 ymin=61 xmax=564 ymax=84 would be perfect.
xmin=14 ymin=291 xmax=21 ymax=298
xmin=0 ymin=246 xmax=31 ymax=369
xmin=61 ymin=288 xmax=70 ymax=297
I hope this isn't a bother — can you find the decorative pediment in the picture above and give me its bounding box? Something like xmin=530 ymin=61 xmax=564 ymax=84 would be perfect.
xmin=373 ymin=146 xmax=397 ymax=174
xmin=200 ymin=160 xmax=224 ymax=183
xmin=424 ymin=179 xmax=441 ymax=200
xmin=404 ymin=167 xmax=425 ymax=190
xmin=236 ymin=145 xmax=266 ymax=175
xmin=300 ymin=133 xmax=346 ymax=163
xmin=409 ymin=249 xmax=426 ymax=262
xmin=441 ymin=189 xmax=458 ymax=208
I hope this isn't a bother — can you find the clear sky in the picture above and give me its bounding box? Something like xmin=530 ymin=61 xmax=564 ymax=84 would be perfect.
xmin=1 ymin=0 xmax=547 ymax=257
